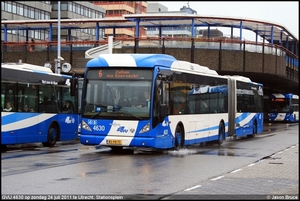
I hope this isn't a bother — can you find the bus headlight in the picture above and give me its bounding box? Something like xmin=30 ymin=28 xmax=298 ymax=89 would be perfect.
xmin=139 ymin=123 xmax=150 ymax=134
xmin=78 ymin=123 xmax=81 ymax=133
xmin=81 ymin=120 xmax=92 ymax=131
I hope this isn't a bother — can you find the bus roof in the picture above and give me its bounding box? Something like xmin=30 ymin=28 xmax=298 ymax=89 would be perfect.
xmin=224 ymin=75 xmax=252 ymax=82
xmin=1 ymin=62 xmax=72 ymax=84
xmin=86 ymin=53 xmax=219 ymax=76
xmin=2 ymin=62 xmax=54 ymax=73
xmin=86 ymin=54 xmax=177 ymax=68
xmin=171 ymin=60 xmax=218 ymax=75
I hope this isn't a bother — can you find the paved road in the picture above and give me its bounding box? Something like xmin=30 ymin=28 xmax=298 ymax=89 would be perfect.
xmin=162 ymin=124 xmax=299 ymax=200
xmin=2 ymin=123 xmax=298 ymax=200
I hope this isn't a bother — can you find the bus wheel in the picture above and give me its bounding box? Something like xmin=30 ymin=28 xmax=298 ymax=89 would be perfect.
xmin=218 ymin=122 xmax=225 ymax=145
xmin=247 ymin=121 xmax=257 ymax=138
xmin=174 ymin=125 xmax=184 ymax=151
xmin=43 ymin=124 xmax=58 ymax=147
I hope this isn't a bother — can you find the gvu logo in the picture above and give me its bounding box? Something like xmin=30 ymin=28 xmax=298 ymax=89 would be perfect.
xmin=65 ymin=79 xmax=70 ymax=86
xmin=162 ymin=120 xmax=169 ymax=127
xmin=65 ymin=116 xmax=75 ymax=124
xmin=117 ymin=126 xmax=128 ymax=133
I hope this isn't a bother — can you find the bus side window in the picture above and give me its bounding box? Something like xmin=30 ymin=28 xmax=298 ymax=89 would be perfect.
xmin=200 ymin=101 xmax=208 ymax=113
xmin=2 ymin=83 xmax=16 ymax=112
xmin=69 ymin=101 xmax=74 ymax=113
xmin=188 ymin=99 xmax=195 ymax=114
xmin=62 ymin=100 xmax=74 ymax=113
xmin=3 ymin=101 xmax=14 ymax=112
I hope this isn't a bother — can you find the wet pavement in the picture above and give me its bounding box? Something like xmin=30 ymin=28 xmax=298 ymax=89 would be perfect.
xmin=162 ymin=133 xmax=299 ymax=200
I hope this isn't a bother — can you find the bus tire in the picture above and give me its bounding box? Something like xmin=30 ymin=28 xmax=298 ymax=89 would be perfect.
xmin=42 ymin=123 xmax=58 ymax=147
xmin=247 ymin=121 xmax=257 ymax=138
xmin=218 ymin=122 xmax=225 ymax=145
xmin=174 ymin=125 xmax=184 ymax=151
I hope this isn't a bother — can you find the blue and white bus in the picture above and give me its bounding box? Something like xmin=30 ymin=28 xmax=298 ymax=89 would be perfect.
xmin=267 ymin=93 xmax=299 ymax=123
xmin=1 ymin=62 xmax=80 ymax=147
xmin=79 ymin=54 xmax=264 ymax=151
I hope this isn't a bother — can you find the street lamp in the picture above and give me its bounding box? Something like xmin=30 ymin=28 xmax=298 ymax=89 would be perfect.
xmin=57 ymin=1 xmax=61 ymax=74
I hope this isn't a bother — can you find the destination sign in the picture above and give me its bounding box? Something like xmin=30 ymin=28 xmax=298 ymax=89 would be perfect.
xmin=272 ymin=98 xmax=285 ymax=102
xmin=87 ymin=69 xmax=151 ymax=80
xmin=40 ymin=80 xmax=58 ymax=85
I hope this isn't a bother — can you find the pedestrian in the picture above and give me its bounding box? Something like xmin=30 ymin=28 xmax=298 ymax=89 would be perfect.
xmin=30 ymin=38 xmax=35 ymax=52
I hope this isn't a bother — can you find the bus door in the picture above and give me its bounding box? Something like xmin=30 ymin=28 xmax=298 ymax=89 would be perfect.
xmin=1 ymin=84 xmax=16 ymax=144
xmin=227 ymin=78 xmax=236 ymax=137
xmin=162 ymin=82 xmax=170 ymax=115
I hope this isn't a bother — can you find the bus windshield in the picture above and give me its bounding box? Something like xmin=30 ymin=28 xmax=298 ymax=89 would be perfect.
xmin=83 ymin=69 xmax=152 ymax=119
xmin=269 ymin=98 xmax=290 ymax=112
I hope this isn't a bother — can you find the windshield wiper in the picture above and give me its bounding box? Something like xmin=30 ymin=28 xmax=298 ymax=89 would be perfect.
xmin=91 ymin=112 xmax=101 ymax=118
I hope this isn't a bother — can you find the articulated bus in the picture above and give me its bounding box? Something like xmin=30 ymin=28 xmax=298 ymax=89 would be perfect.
xmin=266 ymin=93 xmax=299 ymax=123
xmin=1 ymin=62 xmax=80 ymax=147
xmin=79 ymin=54 xmax=264 ymax=151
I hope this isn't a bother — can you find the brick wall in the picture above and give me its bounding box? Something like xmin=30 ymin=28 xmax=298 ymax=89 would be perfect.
xmin=1 ymin=47 xmax=287 ymax=77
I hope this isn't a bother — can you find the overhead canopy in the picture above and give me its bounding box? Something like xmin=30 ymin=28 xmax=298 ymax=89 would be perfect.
xmin=1 ymin=13 xmax=298 ymax=44
xmin=123 ymin=13 xmax=298 ymax=44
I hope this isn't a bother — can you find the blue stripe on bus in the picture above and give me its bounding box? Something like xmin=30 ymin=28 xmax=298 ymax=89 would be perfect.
xmin=187 ymin=125 xmax=221 ymax=133
xmin=1 ymin=113 xmax=40 ymax=125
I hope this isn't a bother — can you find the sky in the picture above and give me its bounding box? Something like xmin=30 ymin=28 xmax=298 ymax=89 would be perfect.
xmin=156 ymin=1 xmax=299 ymax=41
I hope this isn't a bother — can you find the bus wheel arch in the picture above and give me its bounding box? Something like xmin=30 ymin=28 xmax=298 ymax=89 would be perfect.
xmin=174 ymin=122 xmax=185 ymax=151
xmin=42 ymin=122 xmax=60 ymax=147
xmin=218 ymin=121 xmax=225 ymax=145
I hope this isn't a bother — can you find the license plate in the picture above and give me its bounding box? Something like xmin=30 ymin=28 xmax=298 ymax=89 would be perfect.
xmin=107 ymin=140 xmax=122 ymax=145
